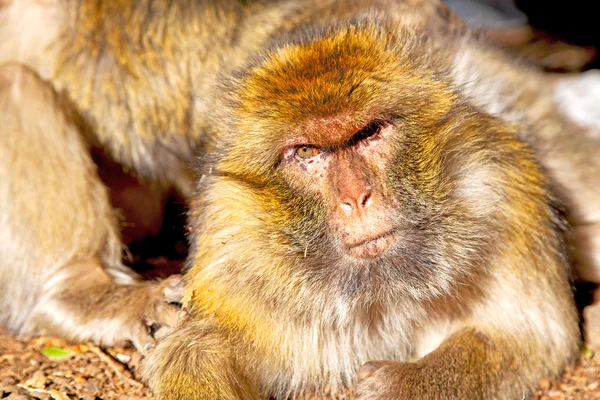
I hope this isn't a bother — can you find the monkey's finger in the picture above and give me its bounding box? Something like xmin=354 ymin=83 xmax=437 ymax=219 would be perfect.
xmin=356 ymin=361 xmax=385 ymax=382
xmin=130 ymin=322 xmax=156 ymax=354
xmin=145 ymin=301 xmax=183 ymax=329
xmin=162 ymin=274 xmax=184 ymax=304
xmin=152 ymin=326 xmax=175 ymax=341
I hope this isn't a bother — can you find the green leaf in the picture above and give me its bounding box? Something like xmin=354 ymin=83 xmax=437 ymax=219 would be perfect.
xmin=581 ymin=343 xmax=595 ymax=360
xmin=40 ymin=346 xmax=74 ymax=360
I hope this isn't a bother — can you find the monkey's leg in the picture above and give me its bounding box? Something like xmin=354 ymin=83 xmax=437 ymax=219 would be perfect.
xmin=142 ymin=319 xmax=263 ymax=400
xmin=0 ymin=63 xmax=181 ymax=351
xmin=355 ymin=328 xmax=548 ymax=400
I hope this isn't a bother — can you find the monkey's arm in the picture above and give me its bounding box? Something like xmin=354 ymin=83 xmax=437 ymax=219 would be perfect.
xmin=355 ymin=262 xmax=578 ymax=400
xmin=0 ymin=63 xmax=181 ymax=351
xmin=27 ymin=262 xmax=183 ymax=352
xmin=356 ymin=329 xmax=520 ymax=399
xmin=142 ymin=319 xmax=263 ymax=400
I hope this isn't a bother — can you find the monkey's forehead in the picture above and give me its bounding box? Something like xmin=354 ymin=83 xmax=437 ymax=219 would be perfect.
xmin=213 ymin=21 xmax=457 ymax=175
xmin=238 ymin=24 xmax=438 ymax=109
xmin=233 ymin=22 xmax=451 ymax=123
xmin=238 ymin=25 xmax=396 ymax=116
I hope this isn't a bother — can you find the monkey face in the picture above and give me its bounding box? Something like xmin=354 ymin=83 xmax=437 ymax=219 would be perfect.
xmin=200 ymin=22 xmax=538 ymax=301
xmin=268 ymin=110 xmax=470 ymax=299
xmin=278 ymin=117 xmax=401 ymax=260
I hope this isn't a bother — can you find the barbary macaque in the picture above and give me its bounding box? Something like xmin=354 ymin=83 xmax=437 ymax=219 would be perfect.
xmin=0 ymin=0 xmax=599 ymax=398
xmin=143 ymin=7 xmax=600 ymax=400
xmin=0 ymin=0 xmax=468 ymax=351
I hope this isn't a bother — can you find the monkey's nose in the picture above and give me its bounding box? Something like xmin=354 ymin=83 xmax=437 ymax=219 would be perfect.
xmin=340 ymin=191 xmax=373 ymax=215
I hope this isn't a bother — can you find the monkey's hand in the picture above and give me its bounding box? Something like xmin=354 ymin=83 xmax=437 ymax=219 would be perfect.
xmin=141 ymin=319 xmax=262 ymax=400
xmin=354 ymin=329 xmax=537 ymax=400
xmin=27 ymin=270 xmax=186 ymax=355
xmin=120 ymin=274 xmax=186 ymax=353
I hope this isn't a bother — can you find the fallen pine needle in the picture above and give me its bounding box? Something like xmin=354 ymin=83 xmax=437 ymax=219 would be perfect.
xmin=87 ymin=343 xmax=144 ymax=388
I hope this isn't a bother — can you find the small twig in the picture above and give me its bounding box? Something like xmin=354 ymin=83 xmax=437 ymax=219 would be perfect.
xmin=17 ymin=387 xmax=70 ymax=400
xmin=87 ymin=343 xmax=144 ymax=388
xmin=45 ymin=389 xmax=71 ymax=400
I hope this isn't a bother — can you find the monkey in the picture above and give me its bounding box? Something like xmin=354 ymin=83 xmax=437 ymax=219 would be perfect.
xmin=1 ymin=0 xmax=597 ymax=278
xmin=0 ymin=63 xmax=185 ymax=351
xmin=138 ymin=9 xmax=598 ymax=400
xmin=0 ymin=0 xmax=597 ymax=395
xmin=0 ymin=0 xmax=472 ymax=351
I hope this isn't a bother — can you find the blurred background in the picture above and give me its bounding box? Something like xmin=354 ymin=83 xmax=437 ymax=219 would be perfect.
xmin=446 ymin=0 xmax=599 ymax=71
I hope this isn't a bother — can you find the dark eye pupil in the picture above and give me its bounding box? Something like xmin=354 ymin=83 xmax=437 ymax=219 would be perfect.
xmin=297 ymin=146 xmax=313 ymax=158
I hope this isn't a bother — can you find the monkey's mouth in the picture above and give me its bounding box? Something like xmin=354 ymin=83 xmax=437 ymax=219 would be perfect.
xmin=346 ymin=230 xmax=396 ymax=258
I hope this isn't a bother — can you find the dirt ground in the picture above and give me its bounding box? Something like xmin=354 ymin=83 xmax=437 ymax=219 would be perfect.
xmin=1 ymin=321 xmax=600 ymax=399
xmin=0 ymin=329 xmax=150 ymax=400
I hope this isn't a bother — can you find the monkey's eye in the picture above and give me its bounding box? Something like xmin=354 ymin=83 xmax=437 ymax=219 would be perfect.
xmin=348 ymin=120 xmax=386 ymax=146
xmin=295 ymin=145 xmax=320 ymax=159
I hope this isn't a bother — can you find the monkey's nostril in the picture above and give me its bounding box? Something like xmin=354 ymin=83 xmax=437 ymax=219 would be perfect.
xmin=360 ymin=192 xmax=372 ymax=208
xmin=341 ymin=200 xmax=354 ymax=214
xmin=340 ymin=192 xmax=372 ymax=214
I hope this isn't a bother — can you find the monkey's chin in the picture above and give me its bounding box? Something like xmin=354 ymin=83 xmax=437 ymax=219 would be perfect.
xmin=346 ymin=231 xmax=395 ymax=258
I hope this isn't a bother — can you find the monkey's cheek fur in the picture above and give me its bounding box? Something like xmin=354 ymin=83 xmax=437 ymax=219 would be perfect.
xmin=355 ymin=361 xmax=414 ymax=399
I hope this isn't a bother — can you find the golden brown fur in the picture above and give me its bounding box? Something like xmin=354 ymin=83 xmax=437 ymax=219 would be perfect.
xmin=144 ymin=13 xmax=586 ymax=400
xmin=0 ymin=0 xmax=469 ymax=354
